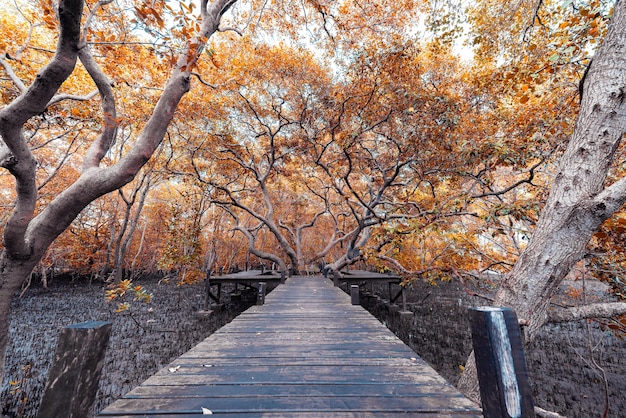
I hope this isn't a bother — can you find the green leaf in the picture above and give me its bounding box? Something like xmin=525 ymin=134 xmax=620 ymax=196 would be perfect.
xmin=563 ymin=46 xmax=576 ymax=55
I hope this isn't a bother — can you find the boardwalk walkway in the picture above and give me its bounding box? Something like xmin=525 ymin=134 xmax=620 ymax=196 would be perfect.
xmin=98 ymin=275 xmax=481 ymax=417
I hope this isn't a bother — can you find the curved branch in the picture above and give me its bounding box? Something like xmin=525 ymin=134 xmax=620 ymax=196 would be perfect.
xmin=0 ymin=0 xmax=84 ymax=259
xmin=218 ymin=26 xmax=243 ymax=36
xmin=191 ymin=72 xmax=217 ymax=88
xmin=471 ymin=157 xmax=544 ymax=199
xmin=221 ymin=206 xmax=285 ymax=270
xmin=78 ymin=45 xmax=118 ymax=169
xmin=46 ymin=89 xmax=98 ymax=107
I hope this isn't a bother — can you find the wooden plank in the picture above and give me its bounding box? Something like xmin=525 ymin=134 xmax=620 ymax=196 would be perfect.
xmin=137 ymin=371 xmax=452 ymax=386
xmin=99 ymin=394 xmax=478 ymax=415
xmin=105 ymin=414 xmax=479 ymax=418
xmin=97 ymin=275 xmax=481 ymax=417
xmin=147 ymin=355 xmax=430 ymax=367
xmin=124 ymin=382 xmax=465 ymax=398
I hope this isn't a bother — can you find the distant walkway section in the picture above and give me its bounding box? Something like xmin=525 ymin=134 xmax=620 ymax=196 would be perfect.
xmin=98 ymin=275 xmax=481 ymax=417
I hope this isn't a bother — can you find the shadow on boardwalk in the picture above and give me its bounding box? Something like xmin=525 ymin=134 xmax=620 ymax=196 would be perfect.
xmin=97 ymin=275 xmax=480 ymax=417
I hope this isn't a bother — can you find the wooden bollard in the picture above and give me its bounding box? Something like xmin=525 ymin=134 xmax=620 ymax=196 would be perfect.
xmin=204 ymin=271 xmax=211 ymax=311
xmin=280 ymin=270 xmax=286 ymax=284
xmin=332 ymin=270 xmax=341 ymax=287
xmin=350 ymin=284 xmax=360 ymax=305
xmin=468 ymin=307 xmax=534 ymax=418
xmin=257 ymin=282 xmax=266 ymax=305
xmin=37 ymin=321 xmax=112 ymax=418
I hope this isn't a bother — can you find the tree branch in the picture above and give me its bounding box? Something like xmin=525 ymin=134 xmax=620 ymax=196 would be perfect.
xmin=472 ymin=157 xmax=543 ymax=199
xmin=534 ymin=406 xmax=567 ymax=418
xmin=79 ymin=45 xmax=118 ymax=170
xmin=46 ymin=89 xmax=98 ymax=107
xmin=0 ymin=0 xmax=84 ymax=259
xmin=191 ymin=72 xmax=217 ymax=88
xmin=79 ymin=0 xmax=114 ymax=49
xmin=592 ymin=175 xmax=626 ymax=217
xmin=548 ymin=302 xmax=626 ymax=323
xmin=218 ymin=26 xmax=243 ymax=36
xmin=0 ymin=54 xmax=27 ymax=93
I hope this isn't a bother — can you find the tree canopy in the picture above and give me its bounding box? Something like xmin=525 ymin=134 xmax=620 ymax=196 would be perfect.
xmin=2 ymin=0 xmax=626 ymax=406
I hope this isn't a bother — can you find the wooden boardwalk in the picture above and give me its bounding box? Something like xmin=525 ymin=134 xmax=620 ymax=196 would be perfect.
xmin=97 ymin=275 xmax=481 ymax=417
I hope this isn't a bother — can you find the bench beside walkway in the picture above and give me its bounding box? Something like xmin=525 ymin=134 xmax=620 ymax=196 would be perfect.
xmin=97 ymin=275 xmax=481 ymax=417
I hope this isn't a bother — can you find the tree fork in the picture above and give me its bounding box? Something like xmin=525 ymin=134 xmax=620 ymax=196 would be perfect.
xmin=459 ymin=0 xmax=626 ymax=402
xmin=0 ymin=0 xmax=239 ymax=385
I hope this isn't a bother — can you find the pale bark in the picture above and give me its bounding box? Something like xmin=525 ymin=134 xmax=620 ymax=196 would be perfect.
xmin=111 ymin=173 xmax=153 ymax=283
xmin=238 ymin=225 xmax=286 ymax=271
xmin=494 ymin=0 xmax=626 ymax=339
xmin=0 ymin=0 xmax=237 ymax=383
xmin=279 ymin=210 xmax=327 ymax=272
xmin=459 ymin=0 xmax=626 ymax=401
xmin=326 ymin=225 xmax=373 ymax=272
xmin=535 ymin=406 xmax=567 ymax=418
xmin=213 ymin=183 xmax=301 ymax=271
xmin=548 ymin=301 xmax=626 ymax=323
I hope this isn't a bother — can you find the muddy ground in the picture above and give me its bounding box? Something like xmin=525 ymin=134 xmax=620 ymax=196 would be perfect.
xmin=1 ymin=277 xmax=255 ymax=417
xmin=364 ymin=279 xmax=626 ymax=418
xmin=1 ymin=276 xmax=625 ymax=417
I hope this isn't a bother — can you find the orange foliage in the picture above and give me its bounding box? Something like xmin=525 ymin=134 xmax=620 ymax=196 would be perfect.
xmin=0 ymin=0 xmax=621 ymax=292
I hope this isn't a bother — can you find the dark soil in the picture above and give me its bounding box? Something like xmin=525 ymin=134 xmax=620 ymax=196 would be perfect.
xmin=363 ymin=279 xmax=626 ymax=418
xmin=1 ymin=277 xmax=255 ymax=418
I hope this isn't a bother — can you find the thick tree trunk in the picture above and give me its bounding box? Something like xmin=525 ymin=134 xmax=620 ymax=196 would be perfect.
xmin=459 ymin=0 xmax=626 ymax=401
xmin=0 ymin=0 xmax=238 ymax=385
xmin=495 ymin=0 xmax=626 ymax=340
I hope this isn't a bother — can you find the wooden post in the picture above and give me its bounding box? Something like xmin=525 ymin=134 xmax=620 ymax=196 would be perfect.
xmin=37 ymin=321 xmax=112 ymax=418
xmin=402 ymin=285 xmax=407 ymax=311
xmin=332 ymin=270 xmax=341 ymax=287
xmin=204 ymin=270 xmax=211 ymax=311
xmin=280 ymin=270 xmax=286 ymax=284
xmin=350 ymin=284 xmax=360 ymax=305
xmin=257 ymin=282 xmax=266 ymax=305
xmin=399 ymin=286 xmax=412 ymax=319
xmin=468 ymin=307 xmax=534 ymax=418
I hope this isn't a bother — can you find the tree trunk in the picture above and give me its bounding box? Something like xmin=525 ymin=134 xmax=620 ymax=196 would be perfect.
xmin=112 ymin=175 xmax=152 ymax=283
xmin=496 ymin=0 xmax=626 ymax=339
xmin=0 ymin=252 xmax=40 ymax=381
xmin=459 ymin=0 xmax=626 ymax=401
xmin=0 ymin=0 xmax=238 ymax=384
